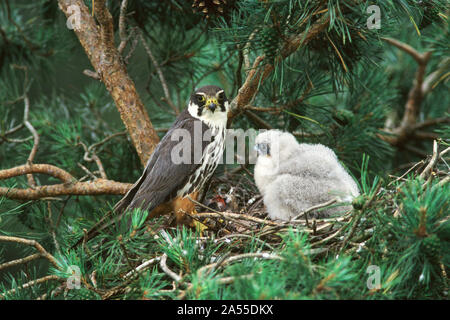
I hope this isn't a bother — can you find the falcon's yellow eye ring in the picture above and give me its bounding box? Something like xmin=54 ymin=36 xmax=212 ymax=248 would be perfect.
xmin=197 ymin=95 xmax=206 ymax=102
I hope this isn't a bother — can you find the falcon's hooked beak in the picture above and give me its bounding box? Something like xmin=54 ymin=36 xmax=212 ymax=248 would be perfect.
xmin=206 ymin=97 xmax=218 ymax=112
xmin=254 ymin=143 xmax=271 ymax=157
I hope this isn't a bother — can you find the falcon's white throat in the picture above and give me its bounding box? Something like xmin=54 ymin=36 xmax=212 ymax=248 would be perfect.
xmin=188 ymin=100 xmax=229 ymax=129
xmin=178 ymin=100 xmax=229 ymax=198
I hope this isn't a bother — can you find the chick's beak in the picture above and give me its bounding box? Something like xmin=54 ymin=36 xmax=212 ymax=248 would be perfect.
xmin=254 ymin=143 xmax=270 ymax=156
xmin=254 ymin=144 xmax=260 ymax=156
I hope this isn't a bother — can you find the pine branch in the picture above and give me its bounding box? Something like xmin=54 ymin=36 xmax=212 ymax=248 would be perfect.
xmin=139 ymin=33 xmax=179 ymax=115
xmin=78 ymin=141 xmax=107 ymax=179
xmin=229 ymin=14 xmax=330 ymax=119
xmin=244 ymin=83 xmax=313 ymax=114
xmin=0 ymin=179 xmax=132 ymax=200
xmin=0 ymin=236 xmax=60 ymax=269
xmin=57 ymin=0 xmax=159 ymax=166
xmin=379 ymin=38 xmax=449 ymax=146
xmin=0 ymin=275 xmax=61 ymax=299
xmin=3 ymin=65 xmax=39 ymax=187
xmin=117 ymin=0 xmax=129 ymax=54
xmin=0 ymin=253 xmax=41 ymax=272
xmin=0 ymin=164 xmax=75 ymax=183
xmin=419 ymin=140 xmax=439 ymax=180
xmin=422 ymin=57 xmax=450 ymax=95
xmin=197 ymin=252 xmax=283 ymax=278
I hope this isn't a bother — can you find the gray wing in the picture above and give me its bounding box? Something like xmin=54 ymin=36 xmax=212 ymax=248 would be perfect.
xmin=71 ymin=114 xmax=212 ymax=248
xmin=114 ymin=116 xmax=210 ymax=214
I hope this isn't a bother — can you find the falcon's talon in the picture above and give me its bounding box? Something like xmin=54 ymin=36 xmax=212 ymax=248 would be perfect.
xmin=191 ymin=220 xmax=208 ymax=235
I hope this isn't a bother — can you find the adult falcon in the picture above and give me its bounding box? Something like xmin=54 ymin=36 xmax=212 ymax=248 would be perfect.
xmin=77 ymin=85 xmax=228 ymax=245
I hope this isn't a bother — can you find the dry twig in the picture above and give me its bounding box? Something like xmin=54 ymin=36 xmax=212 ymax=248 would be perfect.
xmin=197 ymin=252 xmax=283 ymax=278
xmin=0 ymin=178 xmax=131 ymax=200
xmin=0 ymin=253 xmax=41 ymax=272
xmin=160 ymin=253 xmax=182 ymax=282
xmin=0 ymin=275 xmax=61 ymax=299
xmin=0 ymin=236 xmax=60 ymax=269
xmin=139 ymin=33 xmax=179 ymax=115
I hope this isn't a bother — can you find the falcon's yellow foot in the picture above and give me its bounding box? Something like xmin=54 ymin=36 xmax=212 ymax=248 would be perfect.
xmin=189 ymin=209 xmax=208 ymax=235
xmin=192 ymin=220 xmax=208 ymax=235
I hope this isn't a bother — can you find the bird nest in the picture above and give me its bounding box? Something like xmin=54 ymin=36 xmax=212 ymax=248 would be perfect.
xmin=180 ymin=167 xmax=359 ymax=255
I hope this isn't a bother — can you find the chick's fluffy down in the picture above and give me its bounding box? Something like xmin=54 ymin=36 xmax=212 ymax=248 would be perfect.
xmin=254 ymin=130 xmax=359 ymax=221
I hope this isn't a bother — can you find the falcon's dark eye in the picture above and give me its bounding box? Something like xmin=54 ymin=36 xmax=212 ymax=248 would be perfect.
xmin=197 ymin=95 xmax=206 ymax=103
xmin=217 ymin=92 xmax=225 ymax=101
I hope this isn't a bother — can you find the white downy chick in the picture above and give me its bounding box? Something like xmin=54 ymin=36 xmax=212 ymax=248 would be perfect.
xmin=254 ymin=130 xmax=359 ymax=221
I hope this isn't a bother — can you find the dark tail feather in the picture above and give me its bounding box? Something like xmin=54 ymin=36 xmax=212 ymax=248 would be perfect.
xmin=70 ymin=209 xmax=122 ymax=249
xmin=71 ymin=172 xmax=146 ymax=250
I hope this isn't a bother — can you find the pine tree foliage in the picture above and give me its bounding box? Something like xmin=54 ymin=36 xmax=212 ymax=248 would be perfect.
xmin=0 ymin=0 xmax=449 ymax=300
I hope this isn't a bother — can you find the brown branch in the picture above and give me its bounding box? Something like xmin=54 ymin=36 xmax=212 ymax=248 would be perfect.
xmin=381 ymin=37 xmax=425 ymax=64
xmin=123 ymin=255 xmax=162 ymax=279
xmin=91 ymin=155 xmax=106 ymax=179
xmin=0 ymin=253 xmax=41 ymax=272
xmin=124 ymin=29 xmax=139 ymax=64
xmin=229 ymin=15 xmax=330 ymax=119
xmin=117 ymin=0 xmax=128 ymax=54
xmin=0 ymin=164 xmax=75 ymax=183
xmin=401 ymin=52 xmax=432 ymax=128
xmin=89 ymin=131 xmax=127 ymax=151
xmin=57 ymin=0 xmax=159 ymax=166
xmin=0 ymin=179 xmax=131 ymax=200
xmin=244 ymin=82 xmax=313 ymax=114
xmin=197 ymin=252 xmax=283 ymax=278
xmin=243 ymin=110 xmax=274 ymax=130
xmin=78 ymin=141 xmax=107 ymax=179
xmin=379 ymin=38 xmax=439 ymax=147
xmin=4 ymin=0 xmax=40 ymax=52
xmin=0 ymin=236 xmax=60 ymax=269
xmin=77 ymin=162 xmax=97 ymax=180
xmin=291 ymin=198 xmax=338 ymax=222
xmin=94 ymin=0 xmax=114 ymax=55
xmin=24 ymin=101 xmax=40 ymax=188
xmin=412 ymin=117 xmax=450 ymax=131
xmin=1 ymin=123 xmax=25 ymax=141
xmin=413 ymin=130 xmax=440 ymax=141
xmin=419 ymin=140 xmax=439 ymax=180
xmin=422 ymin=57 xmax=450 ymax=95
xmin=0 ymin=275 xmax=61 ymax=299
xmin=245 ymin=106 xmax=284 ymax=113
xmin=4 ymin=65 xmax=40 ymax=187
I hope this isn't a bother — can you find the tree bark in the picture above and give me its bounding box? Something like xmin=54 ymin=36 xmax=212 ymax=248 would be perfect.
xmin=57 ymin=0 xmax=159 ymax=166
xmin=0 ymin=179 xmax=132 ymax=200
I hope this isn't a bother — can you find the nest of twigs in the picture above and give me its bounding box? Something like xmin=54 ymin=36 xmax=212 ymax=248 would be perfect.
xmin=152 ymin=165 xmax=362 ymax=258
